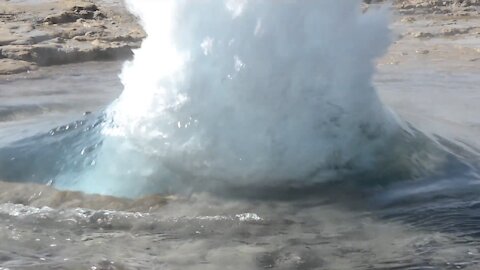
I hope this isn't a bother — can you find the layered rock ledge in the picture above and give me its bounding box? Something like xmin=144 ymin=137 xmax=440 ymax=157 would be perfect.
xmin=0 ymin=0 xmax=145 ymax=75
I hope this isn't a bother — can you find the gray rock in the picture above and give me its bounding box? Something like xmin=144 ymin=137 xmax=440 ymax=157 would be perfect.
xmin=0 ymin=59 xmax=37 ymax=75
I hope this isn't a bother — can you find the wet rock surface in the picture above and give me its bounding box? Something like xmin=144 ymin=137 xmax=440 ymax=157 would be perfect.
xmin=393 ymin=0 xmax=480 ymax=15
xmin=0 ymin=181 xmax=170 ymax=212
xmin=0 ymin=0 xmax=145 ymax=75
xmin=364 ymin=0 xmax=480 ymax=71
xmin=0 ymin=59 xmax=36 ymax=75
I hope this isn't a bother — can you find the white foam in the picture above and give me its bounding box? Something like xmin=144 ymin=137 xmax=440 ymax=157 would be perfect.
xmin=64 ymin=0 xmax=399 ymax=197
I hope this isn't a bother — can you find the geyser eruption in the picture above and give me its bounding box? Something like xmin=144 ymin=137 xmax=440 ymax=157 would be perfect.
xmin=61 ymin=0 xmax=409 ymax=196
xmin=2 ymin=0 xmax=463 ymax=198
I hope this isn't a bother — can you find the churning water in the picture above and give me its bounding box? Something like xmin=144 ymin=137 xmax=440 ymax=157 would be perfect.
xmin=1 ymin=0 xmax=480 ymax=269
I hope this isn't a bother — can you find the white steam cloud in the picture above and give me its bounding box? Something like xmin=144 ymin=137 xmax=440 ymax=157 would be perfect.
xmin=63 ymin=0 xmax=400 ymax=197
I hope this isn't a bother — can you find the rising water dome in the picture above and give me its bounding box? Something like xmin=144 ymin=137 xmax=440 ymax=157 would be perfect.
xmin=58 ymin=0 xmax=450 ymax=197
xmin=0 ymin=0 xmax=459 ymax=197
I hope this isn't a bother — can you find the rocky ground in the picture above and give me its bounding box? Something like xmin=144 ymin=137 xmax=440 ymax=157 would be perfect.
xmin=391 ymin=0 xmax=480 ymax=15
xmin=0 ymin=0 xmax=144 ymax=75
xmin=0 ymin=0 xmax=479 ymax=75
xmin=369 ymin=0 xmax=480 ymax=67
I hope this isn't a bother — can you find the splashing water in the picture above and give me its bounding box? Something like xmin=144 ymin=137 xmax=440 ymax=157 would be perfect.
xmin=0 ymin=0 xmax=469 ymax=197
xmin=54 ymin=0 xmax=453 ymax=197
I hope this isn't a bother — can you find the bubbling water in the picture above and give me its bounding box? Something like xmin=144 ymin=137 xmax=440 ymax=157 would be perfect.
xmin=53 ymin=0 xmax=446 ymax=197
